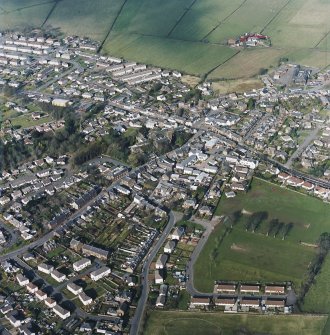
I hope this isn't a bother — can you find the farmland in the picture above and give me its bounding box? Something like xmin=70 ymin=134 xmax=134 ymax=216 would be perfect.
xmin=193 ymin=178 xmax=330 ymax=292
xmin=0 ymin=0 xmax=329 ymax=79
xmin=143 ymin=311 xmax=328 ymax=335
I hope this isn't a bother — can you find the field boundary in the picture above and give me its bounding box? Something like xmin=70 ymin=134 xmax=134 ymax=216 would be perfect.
xmin=41 ymin=0 xmax=60 ymax=28
xmin=201 ymin=0 xmax=248 ymax=41
xmin=167 ymin=0 xmax=199 ymax=37
xmin=98 ymin=0 xmax=129 ymax=53
xmin=260 ymin=0 xmax=292 ymax=34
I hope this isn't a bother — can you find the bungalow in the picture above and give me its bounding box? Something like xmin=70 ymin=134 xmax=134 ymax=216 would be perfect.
xmin=278 ymin=172 xmax=290 ymax=181
xmin=156 ymin=254 xmax=168 ymax=270
xmin=287 ymin=176 xmax=304 ymax=187
xmin=240 ymin=285 xmax=260 ymax=294
xmin=53 ymin=305 xmax=70 ymax=319
xmin=16 ymin=274 xmax=29 ymax=286
xmin=154 ymin=270 xmax=164 ymax=284
xmin=5 ymin=312 xmax=22 ymax=327
xmin=190 ymin=297 xmax=210 ymax=308
xmin=79 ymin=292 xmax=93 ymax=306
xmin=164 ymin=240 xmax=176 ymax=254
xmin=67 ymin=282 xmax=83 ymax=295
xmin=38 ymin=263 xmax=54 ymax=274
xmin=240 ymin=298 xmax=260 ymax=308
xmin=266 ymin=299 xmax=286 ymax=309
xmin=265 ymin=285 xmax=285 ymax=295
xmin=51 ymin=269 xmax=67 ymax=282
xmin=302 ymin=181 xmax=314 ymax=191
xmin=73 ymin=258 xmax=91 ymax=272
xmin=214 ymin=298 xmax=236 ymax=307
xmin=90 ymin=266 xmax=111 ymax=281
xmin=215 ymin=284 xmax=236 ymax=294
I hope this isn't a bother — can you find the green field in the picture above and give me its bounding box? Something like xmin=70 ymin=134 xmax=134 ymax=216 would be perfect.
xmin=143 ymin=311 xmax=328 ymax=335
xmin=216 ymin=178 xmax=330 ymax=244
xmin=303 ymin=253 xmax=330 ymax=314
xmin=193 ymin=178 xmax=330 ymax=292
xmin=0 ymin=0 xmax=329 ymax=78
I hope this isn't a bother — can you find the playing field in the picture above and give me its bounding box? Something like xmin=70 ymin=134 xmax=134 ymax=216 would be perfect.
xmin=193 ymin=178 xmax=330 ymax=292
xmin=143 ymin=311 xmax=328 ymax=335
xmin=0 ymin=0 xmax=329 ymax=78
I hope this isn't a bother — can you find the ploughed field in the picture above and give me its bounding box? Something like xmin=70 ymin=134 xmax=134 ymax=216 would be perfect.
xmin=1 ymin=0 xmax=330 ymax=78
xmin=194 ymin=178 xmax=330 ymax=292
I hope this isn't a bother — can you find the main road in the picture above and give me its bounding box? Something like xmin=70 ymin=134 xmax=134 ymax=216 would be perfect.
xmin=129 ymin=211 xmax=182 ymax=335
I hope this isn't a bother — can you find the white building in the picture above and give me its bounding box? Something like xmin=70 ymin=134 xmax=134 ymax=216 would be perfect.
xmin=53 ymin=305 xmax=70 ymax=319
xmin=90 ymin=266 xmax=111 ymax=281
xmin=67 ymin=282 xmax=83 ymax=295
xmin=37 ymin=263 xmax=54 ymax=274
xmin=51 ymin=269 xmax=67 ymax=282
xmin=79 ymin=292 xmax=93 ymax=306
xmin=73 ymin=258 xmax=91 ymax=272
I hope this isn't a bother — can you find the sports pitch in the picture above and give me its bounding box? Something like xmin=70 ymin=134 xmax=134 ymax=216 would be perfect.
xmin=0 ymin=0 xmax=329 ymax=78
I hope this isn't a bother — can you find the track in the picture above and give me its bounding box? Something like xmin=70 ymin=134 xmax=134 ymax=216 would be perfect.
xmin=167 ymin=0 xmax=199 ymax=37
xmin=314 ymin=29 xmax=330 ymax=48
xmin=0 ymin=0 xmax=56 ymax=14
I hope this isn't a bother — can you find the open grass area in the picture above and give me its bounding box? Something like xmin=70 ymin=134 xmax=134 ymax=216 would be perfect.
xmin=193 ymin=178 xmax=330 ymax=292
xmin=216 ymin=178 xmax=330 ymax=244
xmin=143 ymin=311 xmax=328 ymax=335
xmin=303 ymin=253 xmax=330 ymax=314
xmin=211 ymin=78 xmax=264 ymax=94
xmin=194 ymin=223 xmax=316 ymax=292
xmin=10 ymin=115 xmax=53 ymax=128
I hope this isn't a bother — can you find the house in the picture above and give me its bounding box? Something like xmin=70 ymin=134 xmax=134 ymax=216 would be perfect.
xmin=45 ymin=297 xmax=56 ymax=308
xmin=90 ymin=266 xmax=111 ymax=281
xmin=164 ymin=240 xmax=176 ymax=254
xmin=5 ymin=312 xmax=22 ymax=327
xmin=265 ymin=285 xmax=285 ymax=295
xmin=240 ymin=298 xmax=260 ymax=308
xmin=240 ymin=284 xmax=260 ymax=294
xmin=67 ymin=282 xmax=83 ymax=295
xmin=82 ymin=244 xmax=109 ymax=260
xmin=50 ymin=269 xmax=66 ymax=282
xmin=35 ymin=290 xmax=47 ymax=301
xmin=117 ymin=301 xmax=129 ymax=317
xmin=73 ymin=258 xmax=91 ymax=271
xmin=154 ymin=270 xmax=164 ymax=284
xmin=19 ymin=323 xmax=36 ymax=335
xmin=26 ymin=282 xmax=38 ymax=294
xmin=156 ymin=295 xmax=166 ymax=307
xmin=37 ymin=263 xmax=54 ymax=274
xmin=79 ymin=292 xmax=93 ymax=306
xmin=156 ymin=254 xmax=168 ymax=270
xmin=266 ymin=299 xmax=286 ymax=309
xmin=214 ymin=298 xmax=236 ymax=307
xmin=171 ymin=227 xmax=184 ymax=240
xmin=190 ymin=297 xmax=210 ymax=308
xmin=53 ymin=305 xmax=70 ymax=319
xmin=215 ymin=284 xmax=236 ymax=294
xmin=16 ymin=274 xmax=29 ymax=286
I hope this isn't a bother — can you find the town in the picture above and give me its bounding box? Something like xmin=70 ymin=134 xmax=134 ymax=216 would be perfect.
xmin=0 ymin=29 xmax=329 ymax=335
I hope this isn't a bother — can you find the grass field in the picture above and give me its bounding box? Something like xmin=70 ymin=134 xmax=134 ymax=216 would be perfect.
xmin=0 ymin=0 xmax=329 ymax=78
xmin=216 ymin=178 xmax=330 ymax=244
xmin=143 ymin=311 xmax=328 ymax=335
xmin=193 ymin=178 xmax=330 ymax=292
xmin=303 ymin=253 xmax=330 ymax=314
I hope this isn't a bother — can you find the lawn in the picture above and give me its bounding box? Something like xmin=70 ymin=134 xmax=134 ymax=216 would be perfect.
xmin=303 ymin=253 xmax=330 ymax=314
xmin=215 ymin=178 xmax=330 ymax=244
xmin=143 ymin=311 xmax=328 ymax=335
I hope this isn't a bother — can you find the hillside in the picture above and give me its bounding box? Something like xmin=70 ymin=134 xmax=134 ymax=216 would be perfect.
xmin=0 ymin=0 xmax=329 ymax=78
